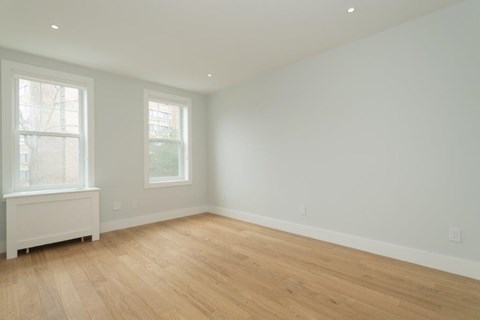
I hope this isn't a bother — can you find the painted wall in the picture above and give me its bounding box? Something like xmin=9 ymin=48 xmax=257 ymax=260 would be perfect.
xmin=208 ymin=0 xmax=480 ymax=262
xmin=0 ymin=47 xmax=209 ymax=246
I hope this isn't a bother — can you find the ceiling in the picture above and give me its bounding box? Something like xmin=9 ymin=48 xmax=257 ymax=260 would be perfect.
xmin=0 ymin=0 xmax=463 ymax=94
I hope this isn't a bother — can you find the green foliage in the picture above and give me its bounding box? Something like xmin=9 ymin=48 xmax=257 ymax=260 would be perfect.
xmin=149 ymin=142 xmax=179 ymax=177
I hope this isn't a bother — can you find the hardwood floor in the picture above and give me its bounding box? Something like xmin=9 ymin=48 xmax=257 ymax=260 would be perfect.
xmin=1 ymin=213 xmax=479 ymax=320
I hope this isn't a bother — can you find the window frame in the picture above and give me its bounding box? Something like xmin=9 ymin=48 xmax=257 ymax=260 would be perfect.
xmin=144 ymin=89 xmax=192 ymax=188
xmin=1 ymin=60 xmax=95 ymax=195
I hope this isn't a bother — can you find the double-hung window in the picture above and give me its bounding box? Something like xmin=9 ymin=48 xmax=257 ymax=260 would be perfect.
xmin=144 ymin=90 xmax=191 ymax=187
xmin=1 ymin=61 xmax=95 ymax=194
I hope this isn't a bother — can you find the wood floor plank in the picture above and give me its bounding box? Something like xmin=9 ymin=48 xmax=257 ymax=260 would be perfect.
xmin=0 ymin=283 xmax=19 ymax=319
xmin=161 ymin=218 xmax=409 ymax=320
xmin=43 ymin=248 xmax=91 ymax=320
xmin=16 ymin=254 xmax=46 ymax=320
xmin=30 ymin=249 xmax=69 ymax=319
xmin=79 ymin=242 xmax=164 ymax=320
xmin=190 ymin=214 xmax=479 ymax=319
xmin=62 ymin=249 xmax=114 ymax=320
xmin=0 ymin=213 xmax=479 ymax=320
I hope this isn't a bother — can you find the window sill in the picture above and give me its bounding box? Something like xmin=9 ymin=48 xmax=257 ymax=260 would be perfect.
xmin=145 ymin=180 xmax=192 ymax=189
xmin=2 ymin=187 xmax=100 ymax=200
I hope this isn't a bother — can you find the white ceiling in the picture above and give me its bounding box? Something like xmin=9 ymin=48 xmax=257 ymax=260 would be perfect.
xmin=0 ymin=0 xmax=463 ymax=94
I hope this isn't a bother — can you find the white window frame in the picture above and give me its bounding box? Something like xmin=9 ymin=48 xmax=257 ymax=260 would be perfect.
xmin=1 ymin=60 xmax=95 ymax=195
xmin=144 ymin=89 xmax=192 ymax=188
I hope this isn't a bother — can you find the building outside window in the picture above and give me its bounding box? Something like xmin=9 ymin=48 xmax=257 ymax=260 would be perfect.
xmin=144 ymin=90 xmax=191 ymax=188
xmin=1 ymin=60 xmax=95 ymax=193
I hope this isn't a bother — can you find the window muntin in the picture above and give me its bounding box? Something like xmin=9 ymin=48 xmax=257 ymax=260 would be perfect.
xmin=145 ymin=91 xmax=191 ymax=187
xmin=2 ymin=60 xmax=95 ymax=195
xmin=14 ymin=77 xmax=85 ymax=191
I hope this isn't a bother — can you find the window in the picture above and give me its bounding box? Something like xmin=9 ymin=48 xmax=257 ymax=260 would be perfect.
xmin=20 ymin=153 xmax=28 ymax=163
xmin=19 ymin=170 xmax=28 ymax=180
xmin=1 ymin=60 xmax=95 ymax=194
xmin=144 ymin=90 xmax=191 ymax=187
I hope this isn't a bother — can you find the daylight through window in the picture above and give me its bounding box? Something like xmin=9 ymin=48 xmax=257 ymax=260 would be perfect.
xmin=145 ymin=91 xmax=191 ymax=187
xmin=1 ymin=61 xmax=94 ymax=194
xmin=15 ymin=78 xmax=85 ymax=190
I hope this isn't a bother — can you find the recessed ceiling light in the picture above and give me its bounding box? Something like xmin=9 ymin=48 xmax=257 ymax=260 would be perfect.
xmin=347 ymin=8 xmax=355 ymax=13
xmin=51 ymin=24 xmax=59 ymax=30
xmin=207 ymin=74 xmax=212 ymax=77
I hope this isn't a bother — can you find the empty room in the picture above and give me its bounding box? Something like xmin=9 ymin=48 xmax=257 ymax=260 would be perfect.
xmin=1 ymin=0 xmax=479 ymax=319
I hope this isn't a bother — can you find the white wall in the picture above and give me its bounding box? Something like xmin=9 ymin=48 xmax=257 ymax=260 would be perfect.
xmin=0 ymin=1 xmax=478 ymax=273
xmin=0 ymin=47 xmax=209 ymax=246
xmin=208 ymin=0 xmax=480 ymax=263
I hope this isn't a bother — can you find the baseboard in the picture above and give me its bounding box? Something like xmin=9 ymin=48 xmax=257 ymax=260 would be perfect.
xmin=209 ymin=206 xmax=480 ymax=281
xmin=0 ymin=206 xmax=209 ymax=254
xmin=100 ymin=205 xmax=209 ymax=233
xmin=3 ymin=204 xmax=478 ymax=280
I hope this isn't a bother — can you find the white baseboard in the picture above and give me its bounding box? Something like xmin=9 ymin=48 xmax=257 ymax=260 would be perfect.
xmin=0 ymin=206 xmax=208 ymax=254
xmin=209 ymin=206 xmax=480 ymax=281
xmin=100 ymin=205 xmax=209 ymax=233
xmin=3 ymin=204 xmax=479 ymax=281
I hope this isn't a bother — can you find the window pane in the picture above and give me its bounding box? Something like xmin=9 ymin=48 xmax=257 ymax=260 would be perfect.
xmin=148 ymin=101 xmax=180 ymax=140
xmin=18 ymin=79 xmax=81 ymax=134
xmin=19 ymin=135 xmax=80 ymax=187
xmin=149 ymin=141 xmax=180 ymax=178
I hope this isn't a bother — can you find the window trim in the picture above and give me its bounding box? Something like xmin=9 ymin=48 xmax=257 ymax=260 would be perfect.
xmin=1 ymin=60 xmax=95 ymax=195
xmin=143 ymin=89 xmax=192 ymax=188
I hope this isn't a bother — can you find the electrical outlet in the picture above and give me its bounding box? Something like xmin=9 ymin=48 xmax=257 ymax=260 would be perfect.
xmin=131 ymin=200 xmax=138 ymax=209
xmin=113 ymin=202 xmax=121 ymax=211
xmin=299 ymin=205 xmax=307 ymax=216
xmin=449 ymin=227 xmax=462 ymax=242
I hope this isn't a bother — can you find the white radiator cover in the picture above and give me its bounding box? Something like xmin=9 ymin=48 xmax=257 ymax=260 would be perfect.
xmin=4 ymin=188 xmax=100 ymax=259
